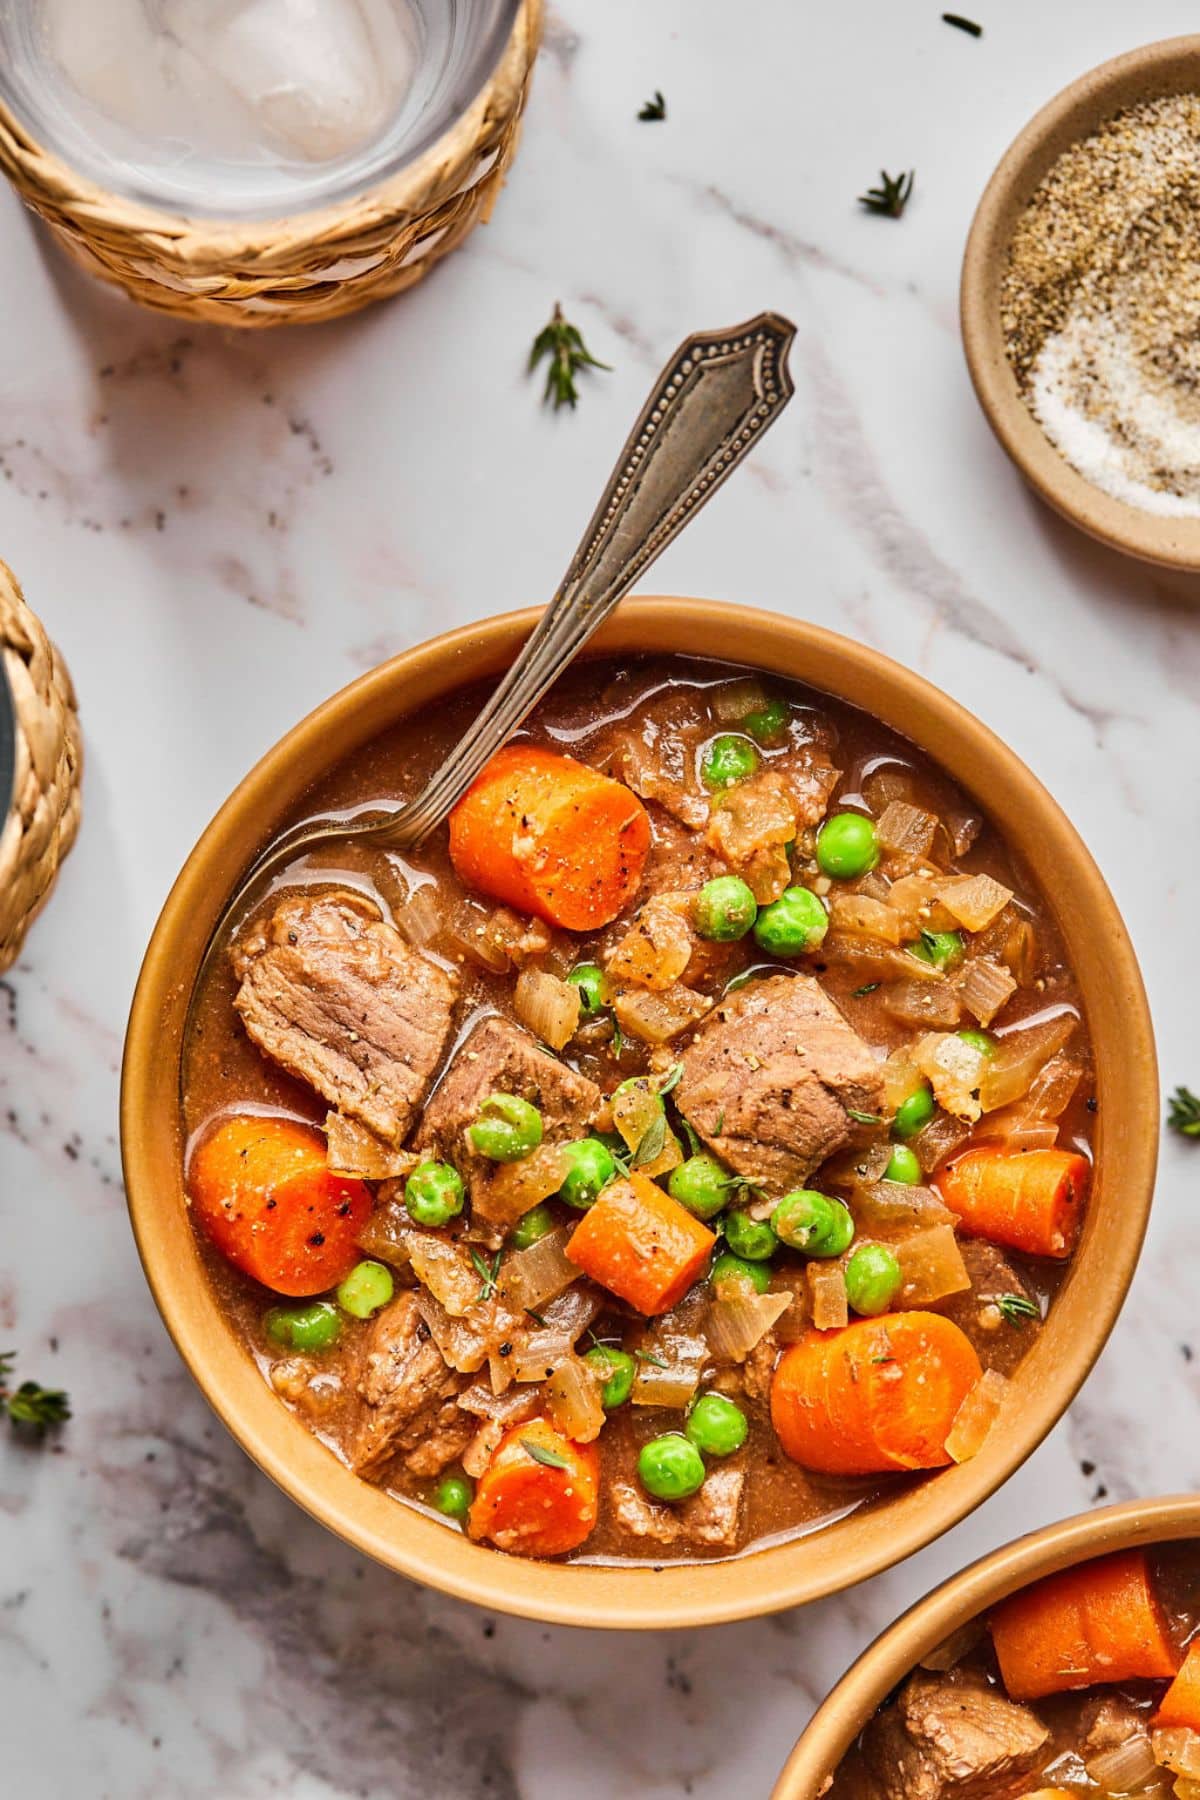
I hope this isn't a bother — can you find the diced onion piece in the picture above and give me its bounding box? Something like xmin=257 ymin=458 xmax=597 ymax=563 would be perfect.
xmin=876 ymin=801 xmax=939 ymax=871
xmin=957 ymin=958 xmax=1017 ymax=1027
xmin=458 ymin=1382 xmax=542 ymax=1421
xmin=829 ymin=893 xmax=905 ymax=945
xmin=893 ymin=1223 xmax=971 ymax=1306
xmin=944 ymin=1368 xmax=1007 ymax=1463
xmin=918 ymin=1619 xmax=986 ymax=1672
xmin=862 ymin=767 xmax=913 ymax=811
xmin=885 ymin=872 xmax=953 ymax=937
xmin=545 ymin=1355 xmax=606 ymax=1443
xmin=807 ymin=1261 xmax=848 ymax=1330
xmin=981 ymin=1113 xmax=1059 ymax=1152
xmin=393 ymin=882 xmax=441 ymax=950
xmin=909 ymin=1110 xmax=974 ymax=1175
xmin=820 ymin=1142 xmax=893 ymax=1194
xmin=514 ymin=969 xmax=582 ymax=1049
xmin=475 ymin=1143 xmax=573 ymax=1229
xmin=980 ymin=1014 xmax=1078 ymax=1112
xmin=463 ymin=1419 xmax=506 ymax=1479
xmin=539 ymin=1282 xmax=603 ymax=1341
xmin=773 ymin=1273 xmax=812 ymax=1344
xmin=742 ymin=842 xmax=791 ymax=904
xmin=881 ymin=1049 xmax=924 ymax=1114
xmin=414 ymin=1291 xmax=493 ymax=1373
xmin=851 ymin=1179 xmax=955 ymax=1234
xmin=611 ymin=1081 xmax=683 ymax=1176
xmin=882 ymin=980 xmax=964 ymax=1030
xmin=706 ymin=772 xmax=797 ymax=863
xmin=614 ymin=982 xmax=712 ymax=1045
xmin=1084 ymin=1733 xmax=1157 ymax=1793
xmin=935 ymin=873 xmax=1013 ymax=932
xmin=356 ymin=1200 xmax=416 ymax=1268
xmin=408 ymin=1234 xmax=482 ymax=1316
xmin=631 ymin=1333 xmax=708 ymax=1407
xmin=607 ymin=901 xmax=694 ymax=992
xmin=710 ymin=676 xmax=768 ymax=722
xmin=325 ymin=1111 xmax=415 ymax=1179
xmin=1026 ymin=1053 xmax=1084 ymax=1121
xmin=1153 ymin=1730 xmax=1200 ymax=1781
xmin=497 ymin=1225 xmax=580 ymax=1312
xmin=1002 ymin=918 xmax=1037 ymax=986
xmin=913 ymin=1032 xmax=989 ymax=1123
xmin=705 ymin=1290 xmax=791 ymax=1362
xmin=510 ymin=1329 xmax=575 ymax=1383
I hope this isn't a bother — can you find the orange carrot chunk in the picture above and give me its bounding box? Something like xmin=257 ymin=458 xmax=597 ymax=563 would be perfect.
xmin=448 ymin=743 xmax=651 ymax=931
xmin=188 ymin=1113 xmax=371 ymax=1297
xmin=770 ymin=1312 xmax=983 ymax=1476
xmin=468 ymin=1418 xmax=600 ymax=1557
xmin=991 ymin=1550 xmax=1180 ymax=1701
xmin=565 ymin=1172 xmax=715 ymax=1315
xmin=936 ymin=1146 xmax=1089 ymax=1260
xmin=1156 ymin=1640 xmax=1200 ymax=1730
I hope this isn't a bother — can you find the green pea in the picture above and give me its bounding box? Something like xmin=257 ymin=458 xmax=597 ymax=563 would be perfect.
xmin=722 ymin=1208 xmax=777 ymax=1262
xmin=685 ymin=1393 xmax=748 ymax=1458
xmin=845 ymin=1244 xmax=903 ymax=1317
xmin=264 ymin=1300 xmax=341 ymax=1354
xmin=742 ymin=699 xmax=789 ymax=744
xmin=958 ymin=1028 xmax=997 ymax=1058
xmin=583 ymin=1344 xmax=636 ymax=1409
xmin=893 ymin=1082 xmax=935 ymax=1141
xmin=710 ymin=1250 xmax=772 ymax=1294
xmin=468 ymin=1093 xmax=543 ymax=1162
xmin=432 ymin=1474 xmax=474 ymax=1522
xmin=772 ymin=1190 xmax=854 ymax=1258
xmin=336 ymin=1259 xmax=394 ymax=1319
xmin=753 ymin=886 xmax=829 ymax=957
xmin=568 ymin=963 xmax=610 ymax=1014
xmin=816 ymin=813 xmax=879 ymax=880
xmin=702 ymin=734 xmax=760 ymax=791
xmin=695 ymin=875 xmax=758 ymax=942
xmin=668 ymin=1153 xmax=730 ymax=1221
xmin=508 ymin=1202 xmax=556 ymax=1250
xmin=405 ymin=1159 xmax=466 ymax=1227
xmin=884 ymin=1145 xmax=922 ymax=1185
xmin=559 ymin=1137 xmax=617 ymax=1210
xmin=638 ymin=1432 xmax=706 ymax=1501
xmin=911 ymin=930 xmax=964 ymax=970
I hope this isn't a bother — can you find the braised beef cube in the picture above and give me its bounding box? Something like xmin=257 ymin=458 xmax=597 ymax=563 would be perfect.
xmin=234 ymin=890 xmax=458 ymax=1146
xmin=348 ymin=1292 xmax=468 ymax=1480
xmin=610 ymin=1466 xmax=746 ymax=1551
xmin=935 ymin=1240 xmax=1040 ymax=1373
xmin=676 ymin=974 xmax=885 ymax=1192
xmin=860 ymin=1667 xmax=1049 ymax=1800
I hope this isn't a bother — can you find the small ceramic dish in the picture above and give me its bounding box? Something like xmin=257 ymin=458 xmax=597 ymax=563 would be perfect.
xmin=772 ymin=1494 xmax=1200 ymax=1798
xmin=121 ymin=599 xmax=1157 ymax=1628
xmin=961 ymin=34 xmax=1200 ymax=570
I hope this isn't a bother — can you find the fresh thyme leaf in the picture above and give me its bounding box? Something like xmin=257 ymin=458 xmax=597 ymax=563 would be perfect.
xmin=723 ymin=970 xmax=756 ymax=995
xmin=1168 ymin=1086 xmax=1200 ymax=1139
xmin=996 ymin=1293 xmax=1040 ymax=1326
xmin=870 ymin=1352 xmax=895 ymax=1365
xmin=631 ymin=1109 xmax=668 ymax=1169
xmin=522 ymin=1436 xmax=570 ymax=1469
xmin=858 ymin=169 xmax=915 ymax=219
xmin=679 ymin=1117 xmax=703 ymax=1158
xmin=634 ymin=1349 xmax=669 ymax=1369
xmin=714 ymin=1109 xmax=725 ymax=1135
xmin=471 ymin=1248 xmax=503 ymax=1304
xmin=7 ymin=1380 xmax=71 ymax=1429
xmin=656 ymin=1062 xmax=684 ymax=1097
xmin=851 ymin=982 xmax=880 ymax=998
xmin=536 ymin=1043 xmax=560 ymax=1059
xmin=847 ymin=1109 xmax=884 ymax=1125
xmin=524 ymin=1308 xmax=548 ymax=1328
xmin=0 ymin=1350 xmax=15 ymax=1384
xmin=528 ymin=303 xmax=611 ymax=411
xmin=611 ymin=1022 xmax=625 ymax=1057
xmin=942 ymin=12 xmax=982 ymax=35
xmin=638 ymin=89 xmax=667 ymax=122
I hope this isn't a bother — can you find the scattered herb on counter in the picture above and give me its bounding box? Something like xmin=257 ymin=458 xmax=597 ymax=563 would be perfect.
xmin=942 ymin=12 xmax=982 ymax=36
xmin=529 ymin=304 xmax=611 ymax=411
xmin=858 ymin=169 xmax=914 ymax=219
xmin=638 ymin=89 xmax=667 ymax=122
xmin=996 ymin=1294 xmax=1040 ymax=1326
xmin=1 ymin=1351 xmax=71 ymax=1433
xmin=1168 ymin=1086 xmax=1200 ymax=1139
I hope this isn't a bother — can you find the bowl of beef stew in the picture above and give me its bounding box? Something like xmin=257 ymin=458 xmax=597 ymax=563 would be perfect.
xmin=121 ymin=598 xmax=1156 ymax=1626
xmin=775 ymin=1496 xmax=1200 ymax=1799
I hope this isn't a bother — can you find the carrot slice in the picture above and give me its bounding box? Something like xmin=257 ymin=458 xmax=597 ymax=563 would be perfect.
xmin=448 ymin=743 xmax=651 ymax=931
xmin=936 ymin=1146 xmax=1089 ymax=1259
xmin=769 ymin=1312 xmax=983 ymax=1476
xmin=1156 ymin=1640 xmax=1200 ymax=1730
xmin=188 ymin=1113 xmax=371 ymax=1297
xmin=990 ymin=1550 xmax=1180 ymax=1701
xmin=565 ymin=1172 xmax=715 ymax=1315
xmin=468 ymin=1418 xmax=600 ymax=1557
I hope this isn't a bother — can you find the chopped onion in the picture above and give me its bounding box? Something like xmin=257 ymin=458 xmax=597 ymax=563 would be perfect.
xmin=742 ymin=842 xmax=792 ymax=904
xmin=607 ymin=902 xmax=693 ymax=991
xmin=876 ymin=800 xmax=939 ymax=871
xmin=458 ymin=1382 xmax=540 ymax=1421
xmin=881 ymin=1049 xmax=923 ymax=1114
xmin=497 ymin=1225 xmax=580 ymax=1312
xmin=852 ymin=1179 xmax=954 ymax=1234
xmin=705 ymin=1290 xmax=791 ymax=1361
xmin=706 ymin=772 xmax=797 ymax=863
xmin=356 ymin=1200 xmax=416 ymax=1268
xmin=393 ymin=882 xmax=442 ymax=949
xmin=1002 ymin=918 xmax=1038 ymax=986
xmin=820 ymin=1142 xmax=893 ymax=1194
xmin=909 ymin=1110 xmax=973 ymax=1174
xmin=539 ymin=1282 xmax=603 ymax=1341
xmin=1026 ymin=1052 xmax=1084 ymax=1121
xmin=935 ymin=873 xmax=1014 ymax=932
xmin=808 ymin=1262 xmax=848 ymax=1330
xmin=862 ymin=767 xmax=913 ymax=811
xmin=408 ymin=1234 xmax=481 ymax=1316
xmin=631 ymin=1332 xmax=708 ymax=1407
xmin=830 ymin=893 xmax=904 ymax=945
xmin=414 ymin=1291 xmax=494 ymax=1374
xmin=980 ymin=1014 xmax=1078 ymax=1112
xmin=510 ymin=1328 xmax=575 ymax=1383
xmin=885 ymin=872 xmax=953 ymax=936
xmin=774 ymin=1272 xmax=812 ymax=1344
xmin=474 ymin=1143 xmax=572 ymax=1229
xmin=957 ymin=957 xmax=1017 ymax=1027
xmin=983 ymin=1113 xmax=1059 ymax=1152
xmin=545 ymin=1355 xmax=605 ymax=1442
xmin=893 ymin=1223 xmax=971 ymax=1306
xmin=918 ymin=1619 xmax=985 ymax=1672
xmin=944 ymin=1368 xmax=1007 ymax=1463
xmin=710 ymin=676 xmax=768 ymax=722
xmin=614 ymin=982 xmax=712 ymax=1045
xmin=463 ymin=1419 xmax=505 ymax=1479
xmin=611 ymin=1079 xmax=682 ymax=1176
xmin=325 ymin=1111 xmax=414 ymax=1179
xmin=913 ymin=1032 xmax=989 ymax=1123
xmin=1085 ymin=1733 xmax=1158 ymax=1791
xmin=1153 ymin=1729 xmax=1200 ymax=1780
xmin=514 ymin=969 xmax=582 ymax=1049
xmin=882 ymin=980 xmax=964 ymax=1030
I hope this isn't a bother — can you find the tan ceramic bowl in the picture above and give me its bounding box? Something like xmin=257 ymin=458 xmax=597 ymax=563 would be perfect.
xmin=773 ymin=1495 xmax=1200 ymax=1798
xmin=120 ymin=599 xmax=1157 ymax=1628
xmin=961 ymin=34 xmax=1200 ymax=570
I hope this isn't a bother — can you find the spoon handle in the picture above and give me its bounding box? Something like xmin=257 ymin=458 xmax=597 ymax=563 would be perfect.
xmin=385 ymin=310 xmax=796 ymax=845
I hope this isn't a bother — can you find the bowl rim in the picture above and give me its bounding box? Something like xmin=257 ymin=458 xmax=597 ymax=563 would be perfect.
xmin=120 ymin=597 xmax=1158 ymax=1630
xmin=771 ymin=1494 xmax=1200 ymax=1798
xmin=960 ymin=32 xmax=1200 ymax=571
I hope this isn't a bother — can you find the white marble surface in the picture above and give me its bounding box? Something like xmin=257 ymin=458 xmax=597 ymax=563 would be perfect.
xmin=2 ymin=3 xmax=1200 ymax=1794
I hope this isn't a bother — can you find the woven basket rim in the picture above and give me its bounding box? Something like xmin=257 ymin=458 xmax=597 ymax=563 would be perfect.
xmin=0 ymin=0 xmax=537 ymax=257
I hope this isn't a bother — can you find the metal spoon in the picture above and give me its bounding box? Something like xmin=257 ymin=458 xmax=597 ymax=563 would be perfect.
xmin=210 ymin=310 xmax=796 ymax=949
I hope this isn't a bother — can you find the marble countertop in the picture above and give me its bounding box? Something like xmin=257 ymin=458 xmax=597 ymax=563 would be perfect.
xmin=3 ymin=2 xmax=1200 ymax=1794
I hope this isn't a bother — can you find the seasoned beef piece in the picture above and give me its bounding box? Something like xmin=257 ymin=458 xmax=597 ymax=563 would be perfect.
xmin=414 ymin=1015 xmax=601 ymax=1203
xmin=935 ymin=1241 xmax=1039 ymax=1375
xmin=1080 ymin=1691 xmax=1152 ymax=1756
xmin=859 ymin=1667 xmax=1049 ymax=1800
xmin=739 ymin=1332 xmax=781 ymax=1405
xmin=610 ymin=1467 xmax=745 ymax=1551
xmin=347 ymin=1292 xmax=468 ymax=1480
xmin=676 ymin=974 xmax=885 ymax=1191
xmin=233 ymin=890 xmax=458 ymax=1146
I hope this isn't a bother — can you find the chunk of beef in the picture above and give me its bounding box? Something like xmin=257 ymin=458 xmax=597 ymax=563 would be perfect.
xmin=610 ymin=1467 xmax=745 ymax=1551
xmin=676 ymin=974 xmax=885 ymax=1191
xmin=1080 ymin=1691 xmax=1152 ymax=1757
xmin=234 ymin=890 xmax=458 ymax=1146
xmin=859 ymin=1667 xmax=1049 ymax=1800
xmin=347 ymin=1291 xmax=469 ymax=1480
xmin=935 ymin=1240 xmax=1040 ymax=1375
xmin=414 ymin=1015 xmax=600 ymax=1208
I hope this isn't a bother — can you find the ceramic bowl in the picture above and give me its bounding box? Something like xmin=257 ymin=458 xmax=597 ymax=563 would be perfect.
xmin=961 ymin=34 xmax=1200 ymax=570
xmin=120 ymin=599 xmax=1157 ymax=1628
xmin=773 ymin=1495 xmax=1200 ymax=1797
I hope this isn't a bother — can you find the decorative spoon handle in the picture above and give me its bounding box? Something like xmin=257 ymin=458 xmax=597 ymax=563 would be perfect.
xmin=381 ymin=310 xmax=796 ymax=845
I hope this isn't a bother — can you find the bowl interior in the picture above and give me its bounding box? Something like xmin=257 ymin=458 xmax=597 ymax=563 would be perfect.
xmin=961 ymin=33 xmax=1200 ymax=570
xmin=773 ymin=1495 xmax=1200 ymax=1798
xmin=120 ymin=599 xmax=1158 ymax=1629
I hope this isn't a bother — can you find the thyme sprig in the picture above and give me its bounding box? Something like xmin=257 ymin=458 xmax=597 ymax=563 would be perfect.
xmin=858 ymin=169 xmax=915 ymax=219
xmin=529 ymin=304 xmax=611 ymax=410
xmin=996 ymin=1294 xmax=1040 ymax=1327
xmin=0 ymin=1350 xmax=70 ymax=1432
xmin=471 ymin=1248 xmax=503 ymax=1305
xmin=522 ymin=1436 xmax=569 ymax=1469
xmin=1168 ymin=1086 xmax=1200 ymax=1139
xmin=638 ymin=90 xmax=667 ymax=122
